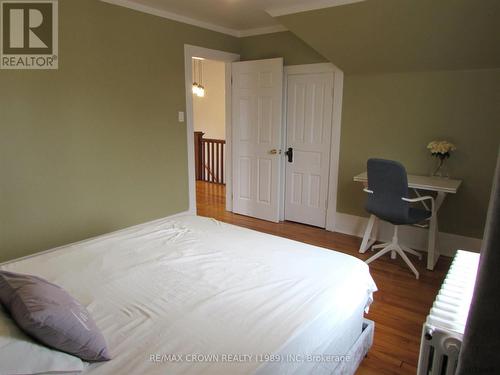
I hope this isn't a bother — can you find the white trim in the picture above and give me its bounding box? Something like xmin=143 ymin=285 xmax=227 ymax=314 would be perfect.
xmin=239 ymin=25 xmax=288 ymax=37
xmin=334 ymin=212 xmax=482 ymax=257
xmin=283 ymin=63 xmax=344 ymax=229
xmin=326 ymin=66 xmax=344 ymax=231
xmin=279 ymin=66 xmax=289 ymax=221
xmin=101 ymin=0 xmax=240 ymax=36
xmin=184 ymin=45 xmax=240 ymax=214
xmin=0 ymin=210 xmax=192 ymax=266
xmin=100 ymin=0 xmax=288 ymax=37
xmin=224 ymin=63 xmax=233 ymax=211
xmin=285 ymin=62 xmax=338 ymax=75
xmin=266 ymin=0 xmax=366 ymax=17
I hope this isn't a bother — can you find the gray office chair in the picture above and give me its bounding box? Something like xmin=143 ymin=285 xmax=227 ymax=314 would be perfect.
xmin=363 ymin=159 xmax=435 ymax=279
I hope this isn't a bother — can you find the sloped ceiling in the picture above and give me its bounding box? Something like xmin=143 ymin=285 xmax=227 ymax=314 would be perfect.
xmin=277 ymin=0 xmax=500 ymax=74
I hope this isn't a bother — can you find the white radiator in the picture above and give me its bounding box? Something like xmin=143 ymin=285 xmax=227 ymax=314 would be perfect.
xmin=417 ymin=250 xmax=480 ymax=375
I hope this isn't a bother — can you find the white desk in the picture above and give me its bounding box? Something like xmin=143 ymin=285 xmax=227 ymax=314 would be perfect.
xmin=353 ymin=172 xmax=462 ymax=270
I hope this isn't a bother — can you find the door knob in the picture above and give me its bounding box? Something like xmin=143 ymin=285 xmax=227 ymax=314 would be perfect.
xmin=285 ymin=147 xmax=293 ymax=162
xmin=269 ymin=149 xmax=281 ymax=155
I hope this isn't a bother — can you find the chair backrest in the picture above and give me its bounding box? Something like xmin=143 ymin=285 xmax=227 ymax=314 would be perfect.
xmin=365 ymin=158 xmax=410 ymax=224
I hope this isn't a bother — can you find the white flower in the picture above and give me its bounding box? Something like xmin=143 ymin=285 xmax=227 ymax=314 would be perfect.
xmin=427 ymin=140 xmax=456 ymax=155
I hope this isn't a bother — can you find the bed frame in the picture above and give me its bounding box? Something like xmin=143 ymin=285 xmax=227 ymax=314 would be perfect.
xmin=292 ymin=319 xmax=375 ymax=375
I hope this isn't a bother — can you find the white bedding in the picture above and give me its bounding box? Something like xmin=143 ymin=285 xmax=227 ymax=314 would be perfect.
xmin=0 ymin=215 xmax=377 ymax=374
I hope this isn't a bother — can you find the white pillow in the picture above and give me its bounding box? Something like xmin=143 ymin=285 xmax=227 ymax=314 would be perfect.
xmin=0 ymin=305 xmax=84 ymax=375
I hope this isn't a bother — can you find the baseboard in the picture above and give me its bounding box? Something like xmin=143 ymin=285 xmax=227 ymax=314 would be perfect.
xmin=331 ymin=212 xmax=482 ymax=257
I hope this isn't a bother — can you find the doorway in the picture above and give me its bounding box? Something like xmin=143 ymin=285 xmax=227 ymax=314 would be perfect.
xmin=184 ymin=48 xmax=343 ymax=231
xmin=184 ymin=45 xmax=239 ymax=214
xmin=192 ymin=57 xmax=227 ymax=211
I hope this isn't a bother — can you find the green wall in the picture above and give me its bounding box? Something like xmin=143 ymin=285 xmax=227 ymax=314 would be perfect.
xmin=0 ymin=0 xmax=239 ymax=262
xmin=278 ymin=0 xmax=500 ymax=74
xmin=1 ymin=2 xmax=498 ymax=263
xmin=271 ymin=1 xmax=499 ymax=238
xmin=239 ymin=32 xmax=500 ymax=239
xmin=339 ymin=69 xmax=500 ymax=238
xmin=240 ymin=32 xmax=327 ymax=66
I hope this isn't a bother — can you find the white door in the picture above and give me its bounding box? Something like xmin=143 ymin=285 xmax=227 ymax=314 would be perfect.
xmin=284 ymin=72 xmax=334 ymax=227
xmin=232 ymin=58 xmax=283 ymax=222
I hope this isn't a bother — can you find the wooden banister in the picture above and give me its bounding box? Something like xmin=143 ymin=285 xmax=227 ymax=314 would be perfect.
xmin=194 ymin=131 xmax=204 ymax=181
xmin=194 ymin=132 xmax=225 ymax=184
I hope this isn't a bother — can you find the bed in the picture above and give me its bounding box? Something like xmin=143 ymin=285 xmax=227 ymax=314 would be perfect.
xmin=0 ymin=215 xmax=377 ymax=374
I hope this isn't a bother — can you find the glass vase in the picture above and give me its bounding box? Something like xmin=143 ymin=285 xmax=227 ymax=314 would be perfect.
xmin=432 ymin=157 xmax=449 ymax=178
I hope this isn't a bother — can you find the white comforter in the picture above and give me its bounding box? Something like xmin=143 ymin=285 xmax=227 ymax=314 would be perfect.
xmin=0 ymin=215 xmax=377 ymax=374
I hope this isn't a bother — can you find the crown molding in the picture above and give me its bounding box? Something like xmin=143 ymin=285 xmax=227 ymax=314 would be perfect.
xmin=239 ymin=25 xmax=288 ymax=38
xmin=101 ymin=0 xmax=240 ymax=37
xmin=266 ymin=0 xmax=365 ymax=17
xmin=100 ymin=0 xmax=288 ymax=38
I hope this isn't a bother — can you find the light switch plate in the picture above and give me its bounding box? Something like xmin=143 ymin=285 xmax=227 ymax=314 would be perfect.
xmin=178 ymin=111 xmax=185 ymax=123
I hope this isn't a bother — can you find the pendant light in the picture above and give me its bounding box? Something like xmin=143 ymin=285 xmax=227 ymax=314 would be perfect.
xmin=192 ymin=58 xmax=205 ymax=98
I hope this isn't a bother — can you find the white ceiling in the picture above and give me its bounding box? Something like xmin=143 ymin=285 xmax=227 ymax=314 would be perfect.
xmin=101 ymin=0 xmax=364 ymax=37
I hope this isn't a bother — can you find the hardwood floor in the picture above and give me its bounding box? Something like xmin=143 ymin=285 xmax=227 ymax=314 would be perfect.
xmin=196 ymin=181 xmax=451 ymax=375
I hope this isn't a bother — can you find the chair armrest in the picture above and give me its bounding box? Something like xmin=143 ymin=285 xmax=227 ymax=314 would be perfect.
xmin=363 ymin=188 xmax=374 ymax=194
xmin=402 ymin=196 xmax=435 ymax=214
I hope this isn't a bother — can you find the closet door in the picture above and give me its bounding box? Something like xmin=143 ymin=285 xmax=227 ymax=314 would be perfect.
xmin=284 ymin=71 xmax=334 ymax=228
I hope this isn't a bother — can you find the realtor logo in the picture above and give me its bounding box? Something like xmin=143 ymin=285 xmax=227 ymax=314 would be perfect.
xmin=1 ymin=0 xmax=58 ymax=69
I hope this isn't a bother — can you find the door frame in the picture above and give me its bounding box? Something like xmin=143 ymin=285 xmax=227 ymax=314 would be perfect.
xmin=281 ymin=63 xmax=344 ymax=231
xmin=184 ymin=45 xmax=240 ymax=214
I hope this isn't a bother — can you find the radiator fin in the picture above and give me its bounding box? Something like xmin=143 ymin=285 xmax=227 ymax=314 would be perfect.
xmin=417 ymin=250 xmax=480 ymax=375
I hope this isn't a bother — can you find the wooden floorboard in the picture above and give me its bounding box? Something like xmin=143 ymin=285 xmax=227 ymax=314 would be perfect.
xmin=196 ymin=181 xmax=450 ymax=374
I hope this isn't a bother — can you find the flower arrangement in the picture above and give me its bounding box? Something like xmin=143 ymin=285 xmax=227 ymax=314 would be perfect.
xmin=427 ymin=140 xmax=456 ymax=177
xmin=427 ymin=140 xmax=456 ymax=159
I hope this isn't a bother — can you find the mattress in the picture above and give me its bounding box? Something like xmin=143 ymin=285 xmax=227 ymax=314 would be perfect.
xmin=0 ymin=215 xmax=377 ymax=374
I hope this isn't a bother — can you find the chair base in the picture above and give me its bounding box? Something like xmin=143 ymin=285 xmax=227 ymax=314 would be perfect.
xmin=365 ymin=226 xmax=422 ymax=279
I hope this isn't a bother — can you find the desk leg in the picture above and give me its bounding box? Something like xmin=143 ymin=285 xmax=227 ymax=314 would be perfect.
xmin=359 ymin=215 xmax=376 ymax=253
xmin=427 ymin=192 xmax=446 ymax=270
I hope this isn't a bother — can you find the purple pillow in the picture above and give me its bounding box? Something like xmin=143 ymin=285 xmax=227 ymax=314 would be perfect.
xmin=0 ymin=271 xmax=110 ymax=362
